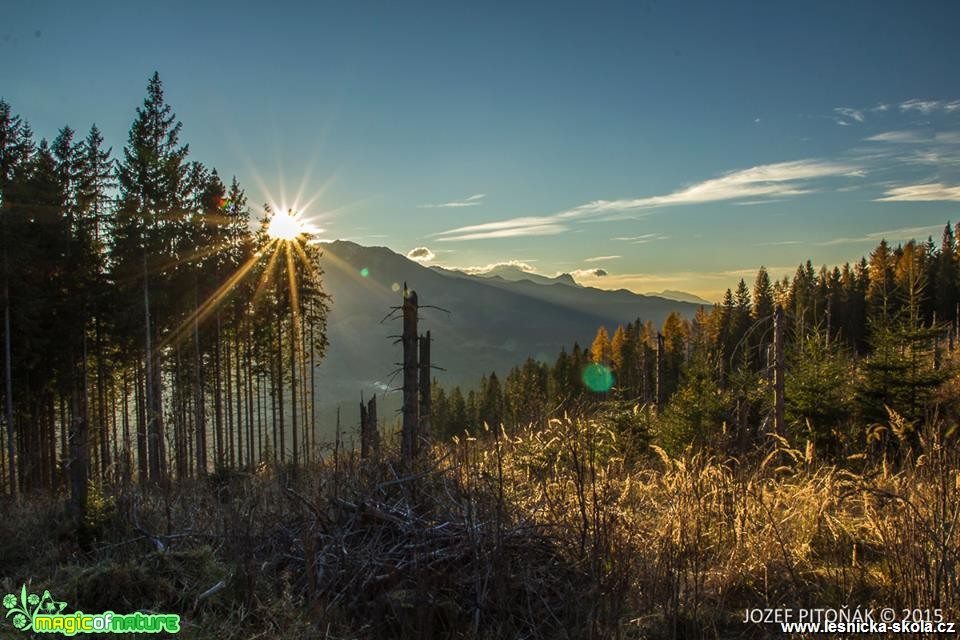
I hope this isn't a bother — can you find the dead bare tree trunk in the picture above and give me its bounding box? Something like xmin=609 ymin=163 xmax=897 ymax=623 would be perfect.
xmin=360 ymin=395 xmax=368 ymax=460
xmin=68 ymin=352 xmax=88 ymax=520
xmin=135 ymin=362 xmax=147 ymax=485
xmin=96 ymin=318 xmax=109 ymax=480
xmin=401 ymin=285 xmax=419 ymax=467
xmin=143 ymin=252 xmax=166 ymax=484
xmin=290 ymin=296 xmax=298 ymax=467
xmin=773 ymin=305 xmax=785 ymax=435
xmin=360 ymin=393 xmax=380 ymax=461
xmin=276 ymin=307 xmax=285 ymax=463
xmin=193 ymin=288 xmax=206 ymax=475
xmin=309 ymin=311 xmax=317 ymax=464
xmin=3 ymin=219 xmax=16 ymax=500
xmin=235 ymin=327 xmax=244 ymax=468
xmin=122 ymin=371 xmax=131 ymax=485
xmin=655 ymin=332 xmax=665 ymax=412
xmin=226 ymin=332 xmax=234 ymax=467
xmin=367 ymin=395 xmax=378 ymax=458
xmin=419 ymin=331 xmax=431 ymax=452
xmin=214 ymin=315 xmax=224 ymax=469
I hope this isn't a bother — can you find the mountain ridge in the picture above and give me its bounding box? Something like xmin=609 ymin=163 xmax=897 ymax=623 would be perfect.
xmin=314 ymin=240 xmax=704 ymax=430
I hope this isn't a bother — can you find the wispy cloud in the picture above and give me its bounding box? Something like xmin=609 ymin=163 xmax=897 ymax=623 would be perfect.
xmin=899 ymin=99 xmax=960 ymax=115
xmin=732 ymin=199 xmax=786 ymax=206
xmin=406 ymin=246 xmax=436 ymax=262
xmin=613 ymin=233 xmax=667 ymax=242
xmin=419 ymin=193 xmax=486 ymax=209
xmin=556 ymin=160 xmax=862 ymax=217
xmin=584 ymin=255 xmax=621 ymax=262
xmin=865 ymin=130 xmax=928 ymax=144
xmin=865 ymin=130 xmax=960 ymax=145
xmin=898 ymin=150 xmax=960 ymax=167
xmin=834 ymin=107 xmax=865 ymax=125
xmin=435 ymin=219 xmax=567 ymax=241
xmin=754 ymin=240 xmax=801 ymax=246
xmin=432 ymin=159 xmax=861 ymax=241
xmin=828 ymin=99 xmax=959 ymax=125
xmin=818 ymin=224 xmax=946 ymax=246
xmin=875 ymin=183 xmax=960 ymax=202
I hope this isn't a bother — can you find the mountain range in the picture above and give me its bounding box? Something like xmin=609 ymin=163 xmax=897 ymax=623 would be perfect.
xmin=313 ymin=241 xmax=705 ymax=433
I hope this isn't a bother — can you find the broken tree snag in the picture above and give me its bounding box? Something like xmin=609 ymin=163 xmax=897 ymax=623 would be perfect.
xmin=360 ymin=394 xmax=369 ymax=460
xmin=367 ymin=395 xmax=379 ymax=459
xmin=360 ymin=394 xmax=380 ymax=461
xmin=401 ymin=284 xmax=420 ymax=467
xmin=419 ymin=331 xmax=432 ymax=451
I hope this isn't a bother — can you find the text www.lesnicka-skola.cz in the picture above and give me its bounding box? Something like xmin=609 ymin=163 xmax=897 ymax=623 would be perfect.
xmin=743 ymin=608 xmax=956 ymax=635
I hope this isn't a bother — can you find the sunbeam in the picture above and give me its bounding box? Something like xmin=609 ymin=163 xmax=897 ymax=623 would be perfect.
xmin=252 ymin=241 xmax=284 ymax=309
xmin=159 ymin=244 xmax=271 ymax=352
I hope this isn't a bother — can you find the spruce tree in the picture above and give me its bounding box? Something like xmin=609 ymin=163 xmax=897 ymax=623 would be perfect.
xmin=112 ymin=72 xmax=192 ymax=483
xmin=935 ymin=223 xmax=957 ymax=324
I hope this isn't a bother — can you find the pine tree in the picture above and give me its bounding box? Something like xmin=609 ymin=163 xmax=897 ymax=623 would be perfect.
xmin=730 ymin=279 xmax=752 ymax=365
xmin=935 ymin=223 xmax=957 ymax=324
xmin=867 ymin=239 xmax=897 ymax=321
xmin=550 ymin=348 xmax=575 ymax=404
xmin=505 ymin=358 xmax=549 ymax=426
xmin=431 ymin=383 xmax=449 ymax=438
xmin=717 ymin=288 xmax=735 ymax=361
xmin=786 ymin=329 xmax=854 ymax=453
xmin=447 ymin=386 xmax=467 ymax=436
xmin=661 ymin=312 xmax=688 ymax=400
xmin=752 ymin=267 xmax=774 ymax=321
xmin=858 ymin=243 xmax=947 ymax=431
xmin=0 ymin=101 xmax=33 ymax=498
xmin=112 ymin=72 xmax=193 ymax=483
xmin=590 ymin=326 xmax=612 ymax=364
xmin=73 ymin=125 xmax=116 ymax=481
xmin=479 ymin=371 xmax=504 ymax=427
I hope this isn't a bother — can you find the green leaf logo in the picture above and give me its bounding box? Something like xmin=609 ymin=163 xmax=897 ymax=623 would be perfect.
xmin=2 ymin=584 xmax=62 ymax=633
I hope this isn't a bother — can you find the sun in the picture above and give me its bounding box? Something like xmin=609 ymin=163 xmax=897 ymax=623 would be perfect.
xmin=267 ymin=209 xmax=307 ymax=241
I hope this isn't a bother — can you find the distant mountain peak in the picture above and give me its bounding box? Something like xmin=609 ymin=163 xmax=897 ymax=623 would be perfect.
xmin=440 ymin=263 xmax=580 ymax=287
xmin=315 ymin=240 xmax=703 ymax=418
xmin=646 ymin=289 xmax=711 ymax=304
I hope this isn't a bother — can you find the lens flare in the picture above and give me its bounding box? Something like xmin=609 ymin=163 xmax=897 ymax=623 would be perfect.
xmin=360 ymin=267 xmax=370 ymax=278
xmin=582 ymin=363 xmax=615 ymax=393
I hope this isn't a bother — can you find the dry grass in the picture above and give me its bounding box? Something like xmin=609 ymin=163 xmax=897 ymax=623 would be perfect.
xmin=1 ymin=417 xmax=958 ymax=638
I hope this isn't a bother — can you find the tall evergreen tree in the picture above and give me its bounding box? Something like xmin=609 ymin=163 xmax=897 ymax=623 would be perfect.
xmin=935 ymin=223 xmax=957 ymax=324
xmin=591 ymin=326 xmax=612 ymax=364
xmin=0 ymin=101 xmax=33 ymax=498
xmin=112 ymin=72 xmax=192 ymax=483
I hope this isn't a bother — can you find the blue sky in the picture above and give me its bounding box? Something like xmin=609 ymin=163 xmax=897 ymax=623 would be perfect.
xmin=3 ymin=0 xmax=959 ymax=300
